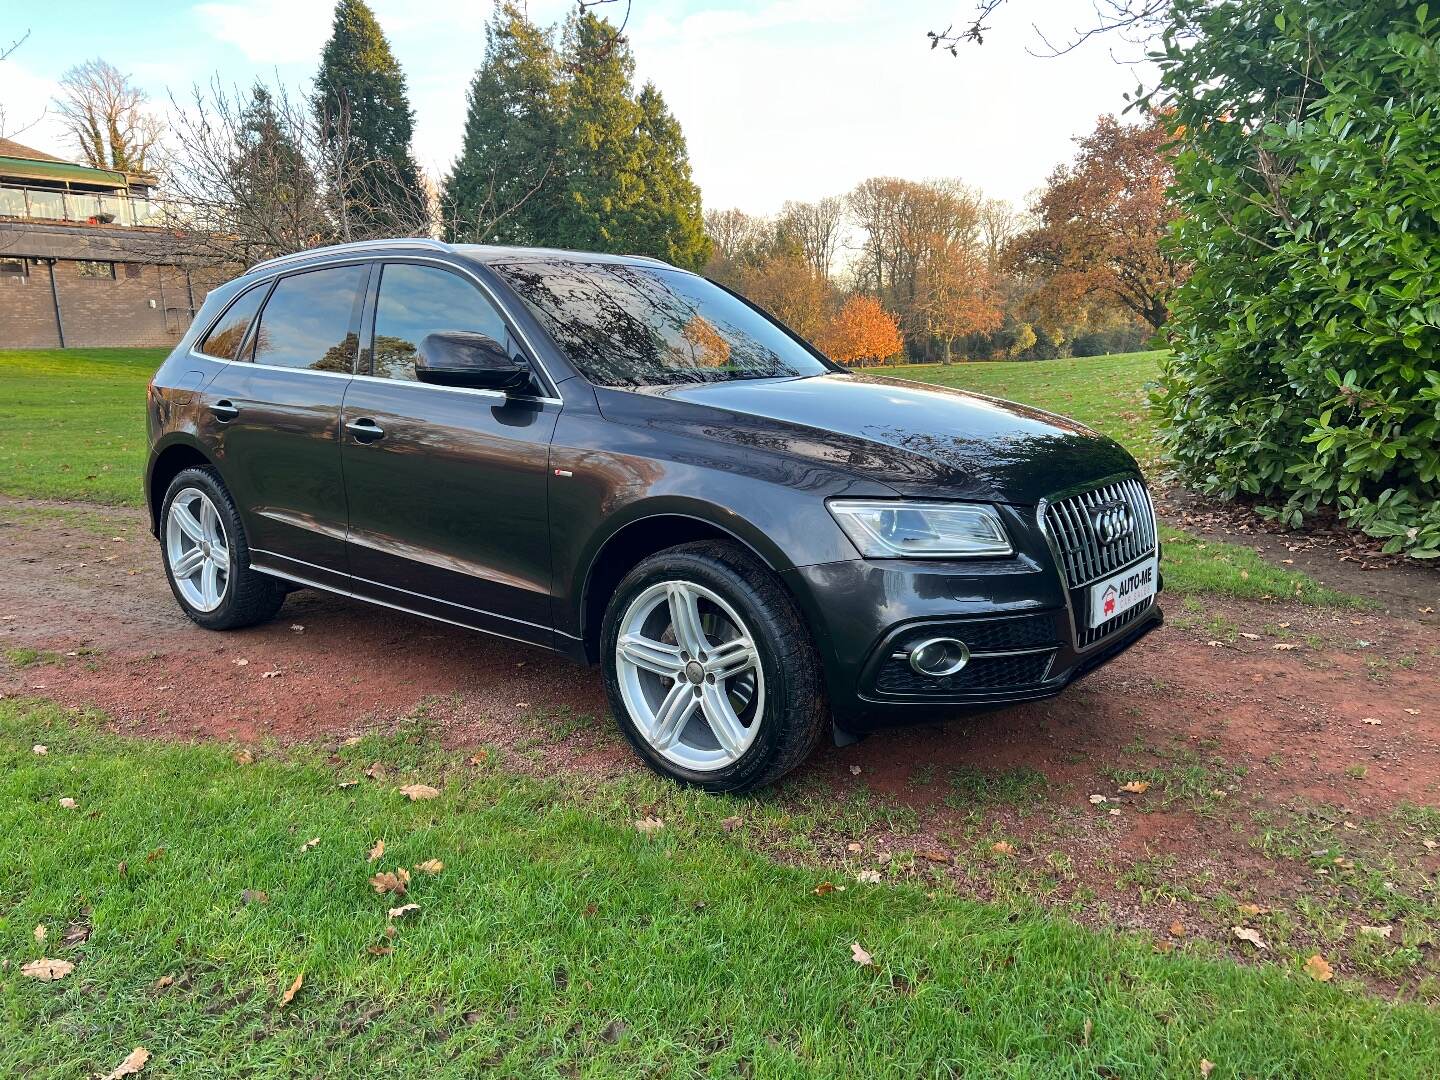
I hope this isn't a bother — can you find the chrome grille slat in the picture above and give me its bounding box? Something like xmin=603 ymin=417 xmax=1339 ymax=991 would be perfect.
xmin=1041 ymin=476 xmax=1159 ymax=650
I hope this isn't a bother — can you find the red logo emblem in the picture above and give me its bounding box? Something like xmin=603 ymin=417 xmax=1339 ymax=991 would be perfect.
xmin=1102 ymin=586 xmax=1118 ymax=616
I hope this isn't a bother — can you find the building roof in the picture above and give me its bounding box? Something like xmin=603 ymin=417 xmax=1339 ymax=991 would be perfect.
xmin=0 ymin=138 xmax=68 ymax=163
xmin=0 ymin=138 xmax=150 ymax=190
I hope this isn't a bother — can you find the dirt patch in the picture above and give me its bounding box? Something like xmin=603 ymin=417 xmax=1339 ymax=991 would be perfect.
xmin=4 ymin=495 xmax=1438 ymax=996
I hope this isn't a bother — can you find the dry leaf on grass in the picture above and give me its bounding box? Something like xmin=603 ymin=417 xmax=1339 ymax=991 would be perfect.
xmin=850 ymin=942 xmax=873 ymax=967
xmin=813 ymin=882 xmax=844 ymax=896
xmin=1169 ymin=921 xmax=1186 ymax=939
xmin=1088 ymin=794 xmax=1108 ymax=805
xmin=991 ymin=841 xmax=1016 ymax=855
xmin=99 ymin=1047 xmax=150 ymax=1080
xmin=857 ymin=869 xmax=882 ymax=884
xmin=370 ymin=868 xmax=411 ymax=896
xmin=1304 ymin=954 xmax=1334 ymax=982
xmin=1359 ymin=925 xmax=1393 ymax=939
xmin=416 ymin=859 xmax=444 ymax=875
xmin=33 ymin=924 xmax=46 ymax=942
xmin=398 ymin=783 xmax=440 ymax=801
xmin=279 ymin=971 xmax=303 ymax=1007
xmin=1199 ymin=1061 xmax=1215 ymax=1078
xmin=1239 ymin=632 xmax=1260 ymax=640
xmin=232 ymin=749 xmax=254 ymax=765
xmin=720 ymin=816 xmax=742 ymax=833
xmin=58 ymin=797 xmax=77 ymax=809
xmin=1236 ymin=903 xmax=1269 ymax=916
xmin=32 ymin=744 xmax=47 ymax=755
xmin=1118 ymin=780 xmax=1151 ymax=794
xmin=298 ymin=837 xmax=320 ymax=854
xmin=241 ymin=888 xmax=269 ymax=905
xmin=387 ymin=903 xmax=420 ymax=920
xmin=849 ymin=765 xmax=861 ymax=776
xmin=21 ymin=958 xmax=74 ymax=981
xmin=1360 ymin=717 xmax=1381 ymax=726
xmin=1232 ymin=926 xmax=1267 ymax=950
xmin=367 ymin=839 xmax=385 ymax=863
xmin=60 ymin=921 xmax=90 ymax=948
xmin=153 ymin=975 xmax=174 ymax=989
xmin=290 ymin=624 xmax=305 ymax=632
xmin=1153 ymin=939 xmax=1175 ymax=955
xmin=337 ymin=780 xmax=359 ymax=790
xmin=1272 ymin=643 xmax=1299 ymax=651
xmin=233 ymin=657 xmax=249 ymax=667
xmin=1404 ymin=708 xmax=1420 ymax=715
xmin=364 ymin=762 xmax=387 ymax=781
xmin=917 ymin=848 xmax=951 ymax=864
xmin=634 ymin=816 xmax=664 ymax=834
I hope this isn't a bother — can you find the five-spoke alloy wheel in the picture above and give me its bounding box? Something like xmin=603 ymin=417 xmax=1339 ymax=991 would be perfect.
xmin=601 ymin=541 xmax=828 ymax=793
xmin=165 ymin=487 xmax=231 ymax=612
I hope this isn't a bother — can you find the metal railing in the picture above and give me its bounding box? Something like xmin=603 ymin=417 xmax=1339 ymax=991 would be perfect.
xmin=0 ymin=182 xmax=172 ymax=227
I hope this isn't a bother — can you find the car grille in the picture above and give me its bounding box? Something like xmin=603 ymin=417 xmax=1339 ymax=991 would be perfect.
xmin=874 ymin=649 xmax=1056 ymax=696
xmin=1042 ymin=476 xmax=1159 ymax=649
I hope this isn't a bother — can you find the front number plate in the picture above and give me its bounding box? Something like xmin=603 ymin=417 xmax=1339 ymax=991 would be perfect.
xmin=1088 ymin=556 xmax=1157 ymax=628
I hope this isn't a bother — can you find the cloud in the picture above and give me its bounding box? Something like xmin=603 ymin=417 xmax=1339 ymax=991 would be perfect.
xmin=193 ymin=0 xmax=334 ymax=65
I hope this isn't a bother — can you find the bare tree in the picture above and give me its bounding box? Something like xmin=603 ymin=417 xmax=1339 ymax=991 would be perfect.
xmin=778 ymin=196 xmax=846 ymax=281
xmin=928 ymin=0 xmax=1168 ymax=56
xmin=53 ymin=59 xmax=163 ymax=172
xmin=1 ymin=29 xmax=38 ymax=139
xmin=976 ymin=196 xmax=1023 ymax=271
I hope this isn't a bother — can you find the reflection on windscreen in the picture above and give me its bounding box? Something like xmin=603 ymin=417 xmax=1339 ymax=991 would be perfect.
xmin=493 ymin=261 xmax=830 ymax=387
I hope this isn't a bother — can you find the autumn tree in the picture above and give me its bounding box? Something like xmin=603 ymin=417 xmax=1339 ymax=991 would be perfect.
xmin=778 ymin=196 xmax=846 ymax=281
xmin=1009 ymin=113 xmax=1181 ymax=331
xmin=817 ymin=296 xmax=904 ymax=366
xmin=53 ymin=59 xmax=162 ymax=172
xmin=741 ymin=247 xmax=831 ymax=340
xmin=914 ymin=239 xmax=1003 ymax=362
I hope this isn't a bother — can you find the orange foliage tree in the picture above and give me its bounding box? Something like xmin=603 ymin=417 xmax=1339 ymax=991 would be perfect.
xmin=817 ymin=296 xmax=904 ymax=367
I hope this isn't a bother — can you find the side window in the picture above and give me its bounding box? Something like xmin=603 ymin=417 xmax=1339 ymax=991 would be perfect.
xmin=198 ymin=285 xmax=267 ymax=361
xmin=252 ymin=264 xmax=366 ymax=372
xmin=371 ymin=263 xmax=509 ymax=382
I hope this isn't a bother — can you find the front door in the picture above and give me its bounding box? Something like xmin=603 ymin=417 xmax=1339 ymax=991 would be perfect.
xmin=210 ymin=262 xmax=369 ymax=587
xmin=340 ymin=261 xmax=559 ymax=646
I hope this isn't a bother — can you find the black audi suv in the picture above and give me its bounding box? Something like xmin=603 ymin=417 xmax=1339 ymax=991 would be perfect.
xmin=145 ymin=238 xmax=1162 ymax=791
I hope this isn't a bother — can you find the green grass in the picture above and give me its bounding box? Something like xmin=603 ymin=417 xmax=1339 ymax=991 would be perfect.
xmin=0 ymin=348 xmax=165 ymax=505
xmin=1158 ymin=526 xmax=1365 ymax=605
xmin=885 ymin=351 xmax=1167 ymax=471
xmin=6 ymin=698 xmax=1440 ymax=1078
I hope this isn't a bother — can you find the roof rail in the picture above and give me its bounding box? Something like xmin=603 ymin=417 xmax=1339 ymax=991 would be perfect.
xmin=244 ymin=237 xmax=452 ymax=276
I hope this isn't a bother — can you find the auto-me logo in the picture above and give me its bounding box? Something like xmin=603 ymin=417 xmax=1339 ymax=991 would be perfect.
xmin=1090 ymin=502 xmax=1134 ymax=545
xmin=1101 ymin=583 xmax=1119 ymax=617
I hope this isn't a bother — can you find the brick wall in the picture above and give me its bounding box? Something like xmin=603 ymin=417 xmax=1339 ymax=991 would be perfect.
xmin=0 ymin=258 xmax=228 ymax=350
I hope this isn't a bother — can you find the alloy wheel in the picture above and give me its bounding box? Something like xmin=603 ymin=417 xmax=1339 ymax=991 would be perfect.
xmin=615 ymin=579 xmax=765 ymax=772
xmin=165 ymin=487 xmax=231 ymax=612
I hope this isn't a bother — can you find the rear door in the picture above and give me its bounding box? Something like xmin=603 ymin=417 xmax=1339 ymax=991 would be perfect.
xmin=210 ymin=262 xmax=368 ymax=588
xmin=339 ymin=260 xmax=560 ymax=645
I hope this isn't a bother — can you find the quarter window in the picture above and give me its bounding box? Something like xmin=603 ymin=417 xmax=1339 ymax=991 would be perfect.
xmin=198 ymin=285 xmax=267 ymax=361
xmin=371 ymin=263 xmax=510 ymax=382
xmin=252 ymin=265 xmax=366 ymax=372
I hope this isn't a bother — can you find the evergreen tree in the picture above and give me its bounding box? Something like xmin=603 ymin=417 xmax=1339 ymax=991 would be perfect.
xmin=443 ymin=3 xmax=563 ymax=244
xmin=314 ymin=0 xmax=424 ymax=234
xmin=630 ymin=82 xmax=710 ymax=270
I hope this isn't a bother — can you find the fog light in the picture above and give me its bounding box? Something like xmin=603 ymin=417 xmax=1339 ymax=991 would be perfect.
xmin=908 ymin=637 xmax=970 ymax=677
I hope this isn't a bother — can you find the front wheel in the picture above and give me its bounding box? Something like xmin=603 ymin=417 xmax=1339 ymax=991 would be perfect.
xmin=600 ymin=541 xmax=828 ymax=793
xmin=159 ymin=466 xmax=286 ymax=630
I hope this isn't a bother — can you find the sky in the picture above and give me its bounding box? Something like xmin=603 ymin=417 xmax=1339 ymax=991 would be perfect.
xmin=1 ymin=0 xmax=1155 ymax=216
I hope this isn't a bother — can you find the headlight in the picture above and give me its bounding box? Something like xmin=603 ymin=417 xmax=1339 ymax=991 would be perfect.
xmin=827 ymin=500 xmax=1013 ymax=558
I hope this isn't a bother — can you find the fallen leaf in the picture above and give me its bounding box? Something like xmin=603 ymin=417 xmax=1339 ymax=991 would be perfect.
xmin=1403 ymin=708 xmax=1420 ymax=716
xmin=232 ymin=749 xmax=255 ymax=765
xmin=720 ymin=816 xmax=742 ymax=833
xmin=1200 ymin=1061 xmax=1215 ymax=1078
xmin=387 ymin=902 xmax=420 ymax=920
xmin=370 ymin=868 xmax=410 ymax=896
xmin=59 ymin=797 xmax=78 ymax=809
xmin=33 ymin=924 xmax=46 ymax=942
xmin=850 ymin=942 xmax=873 ymax=967
xmin=1118 ymin=780 xmax=1151 ymax=794
xmin=32 ymin=744 xmax=47 ymax=755
xmin=290 ymin=624 xmax=305 ymax=632
xmin=337 ymin=780 xmax=359 ymax=789
xmin=60 ymin=921 xmax=90 ymax=947
xmin=1304 ymin=954 xmax=1334 ymax=982
xmin=1232 ymin=926 xmax=1267 ymax=950
xmin=1153 ymin=939 xmax=1175 ymax=954
xmin=1205 ymin=640 xmax=1227 ymax=648
xmin=279 ymin=971 xmax=303 ymax=1007
xmin=813 ymin=882 xmax=837 ymax=896
xmin=465 ymin=753 xmax=487 ymax=766
xmin=1272 ymin=643 xmax=1299 ymax=651
xmin=846 ymin=842 xmax=862 ymax=853
xmin=99 ymin=1047 xmax=150 ymax=1080
xmin=1360 ymin=717 xmax=1382 ymax=726
xmin=261 ymin=669 xmax=282 ymax=679
xmin=991 ymin=841 xmax=1016 ymax=855
xmin=1424 ymin=839 xmax=1437 ymax=850
xmin=857 ymin=869 xmax=882 ymax=884
xmin=1088 ymin=794 xmax=1108 ymax=805
xmin=1236 ymin=903 xmax=1269 ymax=916
xmin=21 ymin=958 xmax=74 ymax=981
xmin=153 ymin=975 xmax=174 ymax=989
xmin=364 ymin=762 xmax=387 ymax=781
xmin=233 ymin=657 xmax=249 ymax=666
xmin=298 ymin=837 xmax=320 ymax=854
xmin=849 ymin=765 xmax=862 ymax=776
xmin=241 ymin=888 xmax=269 ymax=905
xmin=367 ymin=839 xmax=385 ymax=863
xmin=1239 ymin=632 xmax=1260 ymax=640
xmin=416 ymin=859 xmax=444 ymax=875
xmin=1108 ymin=807 xmax=1122 ymax=816
xmin=917 ymin=848 xmax=951 ymax=864
xmin=366 ymin=945 xmax=393 ymax=956
xmin=146 ymin=847 xmax=165 ymax=863
xmin=1358 ymin=925 xmax=1393 ymax=939
xmin=398 ymin=783 xmax=440 ymax=801
xmin=634 ymin=816 xmax=664 ymax=834
xmin=1169 ymin=921 xmax=1186 ymax=938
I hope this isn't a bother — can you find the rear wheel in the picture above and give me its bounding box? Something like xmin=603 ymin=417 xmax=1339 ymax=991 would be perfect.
xmin=160 ymin=467 xmax=285 ymax=630
xmin=601 ymin=541 xmax=828 ymax=793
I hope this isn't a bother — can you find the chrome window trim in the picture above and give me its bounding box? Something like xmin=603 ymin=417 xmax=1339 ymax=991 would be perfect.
xmin=1036 ymin=471 xmax=1160 ymax=655
xmin=244 ymin=237 xmax=451 ymax=276
xmin=192 ymin=253 xmax=566 ymax=405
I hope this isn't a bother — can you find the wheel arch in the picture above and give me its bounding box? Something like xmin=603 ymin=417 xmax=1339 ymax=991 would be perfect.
xmin=147 ymin=438 xmax=216 ymax=536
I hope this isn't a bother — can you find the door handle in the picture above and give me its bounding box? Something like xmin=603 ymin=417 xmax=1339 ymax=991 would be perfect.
xmin=346 ymin=418 xmax=385 ymax=443
xmin=210 ymin=400 xmax=239 ymax=422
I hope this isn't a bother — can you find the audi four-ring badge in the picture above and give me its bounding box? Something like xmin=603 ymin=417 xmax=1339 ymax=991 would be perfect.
xmin=144 ymin=239 xmax=1163 ymax=792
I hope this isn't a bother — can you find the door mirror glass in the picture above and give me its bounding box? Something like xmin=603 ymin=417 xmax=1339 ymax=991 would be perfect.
xmin=416 ymin=331 xmax=531 ymax=392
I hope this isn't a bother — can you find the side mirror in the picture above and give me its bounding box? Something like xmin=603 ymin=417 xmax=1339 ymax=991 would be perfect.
xmin=415 ymin=331 xmax=532 ymax=392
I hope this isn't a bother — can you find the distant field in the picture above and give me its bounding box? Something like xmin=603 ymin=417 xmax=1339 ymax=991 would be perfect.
xmin=0 ymin=348 xmax=165 ymax=505
xmin=884 ymin=351 xmax=1168 ymax=473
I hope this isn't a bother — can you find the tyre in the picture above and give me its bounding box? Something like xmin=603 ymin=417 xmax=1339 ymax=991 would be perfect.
xmin=601 ymin=541 xmax=828 ymax=793
xmin=159 ymin=466 xmax=286 ymax=631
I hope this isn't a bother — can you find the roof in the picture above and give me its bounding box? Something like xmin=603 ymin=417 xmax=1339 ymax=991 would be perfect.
xmin=0 ymin=138 xmax=68 ymax=163
xmin=0 ymin=137 xmax=155 ymax=189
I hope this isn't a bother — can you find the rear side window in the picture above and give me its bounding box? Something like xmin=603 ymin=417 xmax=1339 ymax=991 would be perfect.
xmin=198 ymin=285 xmax=266 ymax=360
xmin=371 ymin=263 xmax=509 ymax=381
xmin=252 ymin=265 xmax=366 ymax=372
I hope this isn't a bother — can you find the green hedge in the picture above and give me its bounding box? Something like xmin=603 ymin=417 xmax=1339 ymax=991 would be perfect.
xmin=1152 ymin=0 xmax=1440 ymax=558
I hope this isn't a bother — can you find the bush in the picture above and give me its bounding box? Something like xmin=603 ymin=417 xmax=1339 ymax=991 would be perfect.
xmin=1152 ymin=0 xmax=1440 ymax=558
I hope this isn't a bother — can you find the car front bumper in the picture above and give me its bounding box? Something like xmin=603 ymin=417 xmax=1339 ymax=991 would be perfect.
xmin=783 ymin=550 xmax=1163 ymax=732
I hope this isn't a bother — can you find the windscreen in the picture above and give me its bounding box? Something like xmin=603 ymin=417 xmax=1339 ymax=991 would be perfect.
xmin=492 ymin=260 xmax=831 ymax=387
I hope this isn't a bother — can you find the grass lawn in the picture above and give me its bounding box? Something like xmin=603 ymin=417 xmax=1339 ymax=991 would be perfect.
xmin=6 ymin=697 xmax=1438 ymax=1078
xmin=0 ymin=348 xmax=165 ymax=506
